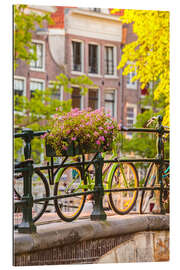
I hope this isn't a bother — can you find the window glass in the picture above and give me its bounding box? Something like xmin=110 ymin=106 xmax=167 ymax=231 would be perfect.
xmin=126 ymin=70 xmax=137 ymax=88
xmin=49 ymin=84 xmax=62 ymax=101
xmin=71 ymin=88 xmax=81 ymax=109
xmin=105 ymin=46 xmax=114 ymax=75
xmin=72 ymin=41 xmax=82 ymax=72
xmin=30 ymin=81 xmax=44 ymax=98
xmin=104 ymin=91 xmax=115 ymax=117
xmin=88 ymin=44 xmax=98 ymax=74
xmin=88 ymin=89 xmax=98 ymax=110
xmin=30 ymin=42 xmax=43 ymax=69
xmin=14 ymin=79 xmax=24 ymax=96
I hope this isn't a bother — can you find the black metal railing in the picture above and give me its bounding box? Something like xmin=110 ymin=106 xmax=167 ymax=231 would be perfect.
xmin=14 ymin=115 xmax=169 ymax=233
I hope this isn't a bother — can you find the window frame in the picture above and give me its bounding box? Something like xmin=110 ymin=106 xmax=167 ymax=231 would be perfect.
xmin=104 ymin=89 xmax=117 ymax=119
xmin=30 ymin=40 xmax=45 ymax=72
xmin=14 ymin=76 xmax=26 ymax=97
xmin=88 ymin=88 xmax=100 ymax=110
xmin=126 ymin=62 xmax=137 ymax=89
xmin=88 ymin=42 xmax=100 ymax=76
xmin=71 ymin=86 xmax=84 ymax=110
xmin=126 ymin=103 xmax=137 ymax=138
xmin=48 ymin=82 xmax=63 ymax=102
xmin=71 ymin=39 xmax=84 ymax=74
xmin=104 ymin=45 xmax=117 ymax=77
xmin=30 ymin=78 xmax=45 ymax=99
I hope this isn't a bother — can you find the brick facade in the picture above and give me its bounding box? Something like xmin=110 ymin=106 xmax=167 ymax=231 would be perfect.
xmin=14 ymin=7 xmax=143 ymax=127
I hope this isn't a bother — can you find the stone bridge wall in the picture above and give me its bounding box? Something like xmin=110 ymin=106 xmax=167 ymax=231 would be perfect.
xmin=14 ymin=214 xmax=169 ymax=266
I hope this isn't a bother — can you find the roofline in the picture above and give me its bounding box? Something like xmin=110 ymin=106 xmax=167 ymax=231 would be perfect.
xmin=29 ymin=5 xmax=57 ymax=13
xmin=70 ymin=8 xmax=122 ymax=23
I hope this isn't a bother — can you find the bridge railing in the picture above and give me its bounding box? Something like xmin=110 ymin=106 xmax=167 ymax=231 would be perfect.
xmin=14 ymin=115 xmax=169 ymax=233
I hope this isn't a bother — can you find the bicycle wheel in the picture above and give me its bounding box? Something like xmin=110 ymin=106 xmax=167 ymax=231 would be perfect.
xmin=162 ymin=162 xmax=170 ymax=213
xmin=54 ymin=166 xmax=86 ymax=222
xmin=139 ymin=163 xmax=156 ymax=214
xmin=14 ymin=169 xmax=50 ymax=225
xmin=108 ymin=163 xmax=139 ymax=215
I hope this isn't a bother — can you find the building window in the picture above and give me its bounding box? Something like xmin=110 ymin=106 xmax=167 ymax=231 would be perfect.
xmin=14 ymin=78 xmax=25 ymax=97
xmin=126 ymin=70 xmax=137 ymax=89
xmin=72 ymin=41 xmax=82 ymax=72
xmin=30 ymin=42 xmax=44 ymax=70
xmin=88 ymin=89 xmax=99 ymax=110
xmin=30 ymin=80 xmax=44 ymax=98
xmin=126 ymin=106 xmax=136 ymax=137
xmin=14 ymin=78 xmax=25 ymax=108
xmin=105 ymin=46 xmax=114 ymax=75
xmin=88 ymin=44 xmax=98 ymax=74
xmin=104 ymin=90 xmax=115 ymax=117
xmin=49 ymin=83 xmax=63 ymax=101
xmin=89 ymin=8 xmax=101 ymax=12
xmin=71 ymin=88 xmax=82 ymax=109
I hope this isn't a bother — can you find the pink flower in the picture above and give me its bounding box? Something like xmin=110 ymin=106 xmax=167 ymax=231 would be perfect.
xmin=99 ymin=127 xmax=103 ymax=130
xmin=41 ymin=133 xmax=48 ymax=139
xmin=104 ymin=130 xmax=108 ymax=134
xmin=66 ymin=129 xmax=70 ymax=135
xmin=99 ymin=136 xmax=105 ymax=142
xmin=62 ymin=145 xmax=68 ymax=150
xmin=96 ymin=140 xmax=101 ymax=145
xmin=94 ymin=131 xmax=99 ymax=136
xmin=71 ymin=137 xmax=76 ymax=141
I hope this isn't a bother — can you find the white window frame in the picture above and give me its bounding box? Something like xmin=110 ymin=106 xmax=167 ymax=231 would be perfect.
xmin=126 ymin=103 xmax=137 ymax=138
xmin=71 ymin=39 xmax=84 ymax=75
xmin=88 ymin=88 xmax=100 ymax=110
xmin=126 ymin=62 xmax=137 ymax=89
xmin=71 ymin=85 xmax=84 ymax=110
xmin=104 ymin=45 xmax=117 ymax=78
xmin=30 ymin=78 xmax=45 ymax=98
xmin=30 ymin=39 xmax=45 ymax=72
xmin=48 ymin=82 xmax=63 ymax=101
xmin=14 ymin=76 xmax=26 ymax=97
xmin=14 ymin=76 xmax=26 ymax=115
xmin=88 ymin=42 xmax=101 ymax=77
xmin=104 ymin=89 xmax=117 ymax=119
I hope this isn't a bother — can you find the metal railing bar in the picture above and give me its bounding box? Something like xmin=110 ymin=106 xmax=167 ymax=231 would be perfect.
xmin=14 ymin=186 xmax=169 ymax=208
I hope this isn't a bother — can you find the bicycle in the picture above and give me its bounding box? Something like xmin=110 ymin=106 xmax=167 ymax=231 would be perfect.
xmin=14 ymin=165 xmax=50 ymax=224
xmin=53 ymin=152 xmax=139 ymax=222
xmin=139 ymin=116 xmax=170 ymax=214
xmin=14 ymin=130 xmax=139 ymax=224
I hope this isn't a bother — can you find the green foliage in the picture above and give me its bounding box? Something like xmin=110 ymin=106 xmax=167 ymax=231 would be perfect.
xmin=111 ymin=9 xmax=169 ymax=126
xmin=14 ymin=4 xmax=53 ymax=69
xmin=14 ymin=74 xmax=94 ymax=162
xmin=118 ymin=109 xmax=169 ymax=160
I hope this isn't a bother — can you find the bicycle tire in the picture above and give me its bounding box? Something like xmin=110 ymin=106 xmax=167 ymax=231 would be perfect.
xmin=54 ymin=166 xmax=86 ymax=222
xmin=108 ymin=162 xmax=139 ymax=215
xmin=14 ymin=168 xmax=50 ymax=223
xmin=139 ymin=163 xmax=156 ymax=214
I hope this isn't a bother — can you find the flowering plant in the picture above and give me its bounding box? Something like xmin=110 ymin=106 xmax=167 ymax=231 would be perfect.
xmin=45 ymin=107 xmax=119 ymax=156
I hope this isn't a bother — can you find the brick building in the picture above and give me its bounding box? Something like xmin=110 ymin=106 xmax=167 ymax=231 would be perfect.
xmin=14 ymin=6 xmax=143 ymax=128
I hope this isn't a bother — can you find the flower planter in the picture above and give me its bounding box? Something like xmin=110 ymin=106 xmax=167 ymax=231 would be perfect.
xmin=45 ymin=108 xmax=118 ymax=157
xmin=45 ymin=141 xmax=111 ymax=157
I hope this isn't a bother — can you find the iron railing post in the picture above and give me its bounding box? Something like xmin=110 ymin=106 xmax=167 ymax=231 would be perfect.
xmin=156 ymin=115 xmax=166 ymax=215
xmin=18 ymin=129 xmax=36 ymax=233
xmin=90 ymin=153 xmax=106 ymax=221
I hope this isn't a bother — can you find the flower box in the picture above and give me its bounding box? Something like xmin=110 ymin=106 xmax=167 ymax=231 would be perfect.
xmin=45 ymin=141 xmax=111 ymax=157
xmin=45 ymin=108 xmax=119 ymax=157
